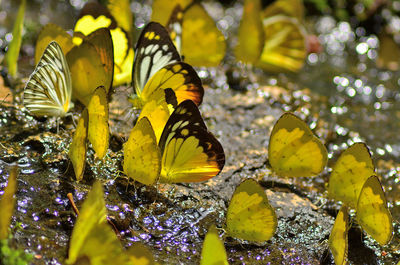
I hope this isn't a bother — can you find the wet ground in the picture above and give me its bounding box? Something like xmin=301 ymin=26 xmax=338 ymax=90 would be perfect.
xmin=1 ymin=0 xmax=400 ymax=264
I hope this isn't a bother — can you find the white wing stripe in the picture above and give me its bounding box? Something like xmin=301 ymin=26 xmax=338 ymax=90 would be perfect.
xmin=23 ymin=41 xmax=72 ymax=117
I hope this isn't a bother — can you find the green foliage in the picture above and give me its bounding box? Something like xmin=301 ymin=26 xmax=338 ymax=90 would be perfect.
xmin=4 ymin=0 xmax=26 ymax=77
xmin=0 ymin=239 xmax=33 ymax=265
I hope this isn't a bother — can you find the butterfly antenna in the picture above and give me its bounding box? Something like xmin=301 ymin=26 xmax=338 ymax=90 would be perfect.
xmin=125 ymin=177 xmax=131 ymax=193
xmin=152 ymin=183 xmax=159 ymax=204
xmin=62 ymin=160 xmax=72 ymax=178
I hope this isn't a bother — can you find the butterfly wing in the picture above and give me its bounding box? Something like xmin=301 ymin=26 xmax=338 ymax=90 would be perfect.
xmin=74 ymin=2 xmax=116 ymax=39
xmin=68 ymin=109 xmax=89 ymax=182
xmin=235 ymin=0 xmax=264 ymax=64
xmin=106 ymin=0 xmax=133 ymax=35
xmin=226 ymin=179 xmax=277 ymax=242
xmin=126 ymin=243 xmax=157 ymax=265
xmin=132 ymin=22 xmax=181 ymax=99
xmin=84 ymin=28 xmax=114 ymax=95
xmin=123 ymin=117 xmax=161 ymax=185
xmin=263 ymin=0 xmax=304 ymax=22
xmin=87 ymin=86 xmax=109 ymax=160
xmin=24 ymin=41 xmax=72 ymax=117
xmin=328 ymin=143 xmax=375 ymax=208
xmin=356 ymin=175 xmax=393 ymax=246
xmin=135 ymin=61 xmax=204 ymax=138
xmin=138 ymin=87 xmax=176 ymax=142
xmin=111 ymin=27 xmax=134 ymax=86
xmin=141 ymin=61 xmax=204 ymax=106
xmin=328 ymin=205 xmax=349 ymax=265
xmin=73 ymin=2 xmax=133 ymax=86
xmin=268 ymin=112 xmax=327 ymax=177
xmin=136 ymin=61 xmax=204 ymax=142
xmin=200 ymin=226 xmax=228 ymax=265
xmin=0 ymin=167 xmax=17 ymax=240
xmin=257 ymin=15 xmax=307 ymax=73
xmin=166 ymin=5 xmax=184 ymax=54
xmin=181 ymin=3 xmax=226 ymax=67
xmin=158 ymin=100 xmax=225 ymax=183
xmin=35 ymin=23 xmax=74 ymax=64
xmin=66 ymin=41 xmax=108 ymax=106
xmin=151 ymin=0 xmax=192 ymax=26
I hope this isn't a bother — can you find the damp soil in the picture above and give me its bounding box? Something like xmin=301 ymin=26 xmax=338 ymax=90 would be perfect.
xmin=1 ymin=0 xmax=400 ymax=264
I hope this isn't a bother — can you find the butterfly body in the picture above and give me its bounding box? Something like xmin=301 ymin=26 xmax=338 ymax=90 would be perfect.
xmin=24 ymin=41 xmax=73 ymax=117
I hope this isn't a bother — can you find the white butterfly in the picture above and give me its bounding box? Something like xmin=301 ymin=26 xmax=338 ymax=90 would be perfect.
xmin=23 ymin=41 xmax=73 ymax=117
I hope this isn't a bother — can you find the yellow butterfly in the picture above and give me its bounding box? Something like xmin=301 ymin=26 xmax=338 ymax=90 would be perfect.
xmin=69 ymin=109 xmax=88 ymax=181
xmin=328 ymin=205 xmax=349 ymax=265
xmin=263 ymin=0 xmax=304 ymax=22
xmin=236 ymin=0 xmax=307 ymax=72
xmin=200 ymin=225 xmax=228 ymax=265
xmin=268 ymin=112 xmax=327 ymax=178
xmin=69 ymin=86 xmax=110 ymax=180
xmin=234 ymin=0 xmax=264 ymax=64
xmin=106 ymin=0 xmax=134 ymax=37
xmin=0 ymin=167 xmax=17 ymax=240
xmin=131 ymin=22 xmax=204 ymax=108
xmin=356 ymin=175 xmax=393 ymax=246
xmin=73 ymin=1 xmax=134 ymax=86
xmin=34 ymin=23 xmax=74 ymax=64
xmin=225 ymin=179 xmax=277 ymax=242
xmin=66 ymin=181 xmax=156 ymax=265
xmin=151 ymin=0 xmax=226 ymax=67
xmin=123 ymin=100 xmax=225 ymax=185
xmin=87 ymin=86 xmax=110 ymax=160
xmin=328 ymin=143 xmax=375 ymax=208
xmin=130 ymin=22 xmax=204 ymax=138
xmin=67 ymin=28 xmax=114 ymax=106
xmin=24 ymin=41 xmax=73 ymax=118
